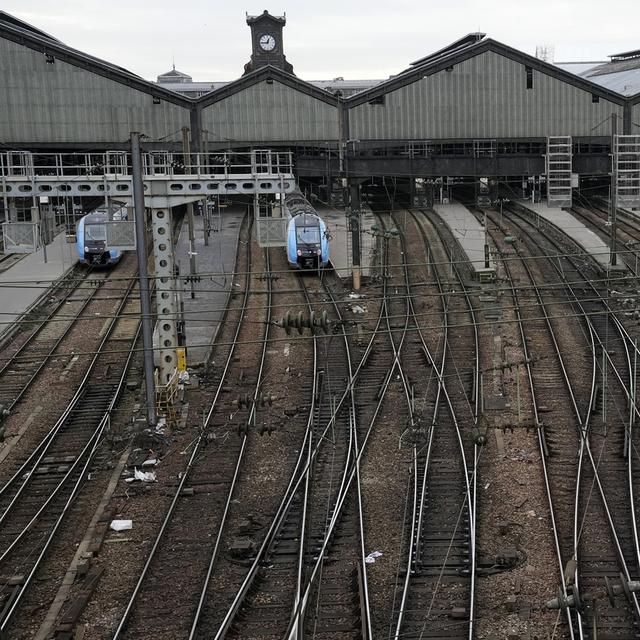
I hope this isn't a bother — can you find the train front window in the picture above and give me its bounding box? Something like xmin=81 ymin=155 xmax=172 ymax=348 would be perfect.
xmin=296 ymin=226 xmax=320 ymax=245
xmin=85 ymin=224 xmax=107 ymax=241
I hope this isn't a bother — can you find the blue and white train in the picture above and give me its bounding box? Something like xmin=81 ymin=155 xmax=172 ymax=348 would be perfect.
xmin=76 ymin=205 xmax=127 ymax=266
xmin=284 ymin=190 xmax=330 ymax=270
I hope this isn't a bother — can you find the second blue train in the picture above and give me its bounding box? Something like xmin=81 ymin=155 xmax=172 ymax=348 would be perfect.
xmin=76 ymin=204 xmax=127 ymax=266
xmin=285 ymin=190 xmax=330 ymax=270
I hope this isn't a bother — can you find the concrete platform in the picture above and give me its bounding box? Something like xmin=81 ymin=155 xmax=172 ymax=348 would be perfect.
xmin=0 ymin=232 xmax=76 ymax=341
xmin=518 ymin=201 xmax=610 ymax=268
xmin=175 ymin=204 xmax=377 ymax=366
xmin=319 ymin=205 xmax=375 ymax=281
xmin=433 ymin=203 xmax=495 ymax=278
xmin=174 ymin=206 xmax=244 ymax=366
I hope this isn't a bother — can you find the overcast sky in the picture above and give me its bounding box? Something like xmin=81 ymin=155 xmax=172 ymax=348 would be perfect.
xmin=4 ymin=1 xmax=640 ymax=82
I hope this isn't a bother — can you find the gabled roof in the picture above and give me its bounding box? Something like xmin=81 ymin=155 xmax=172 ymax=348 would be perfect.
xmin=0 ymin=12 xmax=192 ymax=108
xmin=409 ymin=32 xmax=485 ymax=68
xmin=583 ymin=69 xmax=640 ymax=97
xmin=346 ymin=36 xmax=628 ymax=108
xmin=587 ymin=57 xmax=640 ymax=77
xmin=198 ymin=64 xmax=340 ymax=109
xmin=246 ymin=10 xmax=286 ymax=25
xmin=0 ymin=11 xmax=61 ymax=43
xmin=575 ymin=52 xmax=640 ymax=98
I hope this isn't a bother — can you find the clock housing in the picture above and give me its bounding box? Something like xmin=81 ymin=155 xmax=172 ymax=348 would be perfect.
xmin=244 ymin=10 xmax=294 ymax=75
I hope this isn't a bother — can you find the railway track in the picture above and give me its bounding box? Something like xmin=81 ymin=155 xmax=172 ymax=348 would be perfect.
xmin=0 ymin=270 xmax=105 ymax=411
xmin=110 ymin=215 xmax=272 ymax=639
xmin=212 ymin=262 xmax=380 ymax=640
xmin=385 ymin=208 xmax=477 ymax=640
xmin=495 ymin=204 xmax=640 ymax=638
xmin=0 ymin=275 xmax=141 ymax=637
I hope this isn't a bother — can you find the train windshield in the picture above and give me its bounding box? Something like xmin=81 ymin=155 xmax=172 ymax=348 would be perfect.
xmin=296 ymin=226 xmax=320 ymax=244
xmin=85 ymin=223 xmax=107 ymax=241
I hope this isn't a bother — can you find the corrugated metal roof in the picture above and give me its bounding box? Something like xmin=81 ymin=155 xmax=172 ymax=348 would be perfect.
xmin=582 ymin=68 xmax=640 ymax=96
xmin=0 ymin=11 xmax=61 ymax=43
xmin=554 ymin=61 xmax=604 ymax=76
xmin=157 ymin=77 xmax=383 ymax=98
xmin=587 ymin=57 xmax=640 ymax=77
xmin=410 ymin=33 xmax=486 ymax=67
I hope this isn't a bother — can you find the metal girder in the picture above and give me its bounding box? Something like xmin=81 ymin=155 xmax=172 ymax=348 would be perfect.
xmin=0 ymin=150 xmax=296 ymax=203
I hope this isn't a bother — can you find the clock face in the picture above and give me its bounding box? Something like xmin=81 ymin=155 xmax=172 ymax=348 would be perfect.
xmin=259 ymin=34 xmax=276 ymax=51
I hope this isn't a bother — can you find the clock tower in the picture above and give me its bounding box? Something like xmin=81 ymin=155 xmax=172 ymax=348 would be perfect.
xmin=244 ymin=10 xmax=294 ymax=75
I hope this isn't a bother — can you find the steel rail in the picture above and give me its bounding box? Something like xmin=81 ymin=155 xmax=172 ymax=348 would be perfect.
xmin=285 ymin=279 xmax=364 ymax=639
xmin=290 ymin=272 xmax=371 ymax=640
xmin=394 ymin=208 xmax=479 ymax=638
xmin=201 ymin=264 xmax=320 ymax=640
xmin=284 ymin=253 xmax=415 ymax=639
xmin=112 ymin=216 xmax=258 ymax=640
xmin=425 ymin=209 xmax=480 ymax=640
xmin=0 ymin=271 xmax=104 ymax=411
xmin=0 ymin=275 xmax=137 ymax=516
xmin=484 ymin=209 xmax=577 ymax=637
xmin=506 ymin=204 xmax=640 ymax=633
xmin=202 ymin=247 xmax=276 ymax=634
xmin=0 ymin=263 xmax=85 ymax=355
xmin=576 ymin=198 xmax=640 ymax=580
xmin=0 ymin=286 xmax=141 ymax=635
xmin=390 ymin=209 xmax=449 ymax=639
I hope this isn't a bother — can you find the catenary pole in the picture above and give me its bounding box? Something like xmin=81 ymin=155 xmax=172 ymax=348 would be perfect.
xmin=182 ymin=127 xmax=197 ymax=298
xmin=131 ymin=132 xmax=157 ymax=426
xmin=611 ymin=113 xmax=618 ymax=267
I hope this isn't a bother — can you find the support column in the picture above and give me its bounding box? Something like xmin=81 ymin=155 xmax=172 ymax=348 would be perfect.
xmin=151 ymin=207 xmax=179 ymax=385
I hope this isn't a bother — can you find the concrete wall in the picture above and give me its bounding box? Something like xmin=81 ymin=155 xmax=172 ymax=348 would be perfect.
xmin=349 ymin=50 xmax=623 ymax=140
xmin=0 ymin=37 xmax=190 ymax=144
xmin=201 ymin=79 xmax=339 ymax=143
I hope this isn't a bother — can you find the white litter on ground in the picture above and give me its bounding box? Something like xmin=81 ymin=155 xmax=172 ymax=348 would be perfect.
xmin=365 ymin=551 xmax=383 ymax=564
xmin=110 ymin=519 xmax=133 ymax=532
xmin=134 ymin=468 xmax=156 ymax=483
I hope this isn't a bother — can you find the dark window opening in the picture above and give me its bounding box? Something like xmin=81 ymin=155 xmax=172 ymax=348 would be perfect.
xmin=592 ymin=94 xmax=600 ymax=103
xmin=525 ymin=66 xmax=533 ymax=89
xmin=445 ymin=65 xmax=454 ymax=72
xmin=368 ymin=95 xmax=385 ymax=106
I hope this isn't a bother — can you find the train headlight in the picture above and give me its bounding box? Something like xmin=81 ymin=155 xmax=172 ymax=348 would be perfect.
xmin=317 ymin=249 xmax=321 ymax=255
xmin=84 ymin=246 xmax=89 ymax=252
xmin=297 ymin=249 xmax=302 ymax=256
